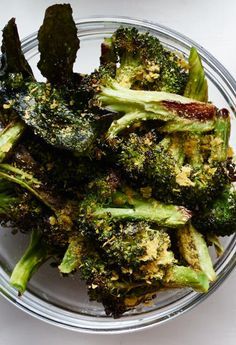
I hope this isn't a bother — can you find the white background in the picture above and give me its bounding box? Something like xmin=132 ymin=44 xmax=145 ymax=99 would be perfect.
xmin=0 ymin=1 xmax=235 ymax=344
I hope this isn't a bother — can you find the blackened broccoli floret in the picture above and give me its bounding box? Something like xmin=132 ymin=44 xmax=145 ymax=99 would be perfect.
xmin=193 ymin=186 xmax=236 ymax=237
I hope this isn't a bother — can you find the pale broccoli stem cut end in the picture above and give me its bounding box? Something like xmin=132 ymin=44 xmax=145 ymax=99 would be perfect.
xmin=59 ymin=238 xmax=83 ymax=274
xmin=10 ymin=230 xmax=50 ymax=295
xmin=0 ymin=121 xmax=25 ymax=163
xmin=163 ymin=265 xmax=209 ymax=292
xmin=184 ymin=47 xmax=208 ymax=102
xmin=178 ymin=224 xmax=217 ymax=282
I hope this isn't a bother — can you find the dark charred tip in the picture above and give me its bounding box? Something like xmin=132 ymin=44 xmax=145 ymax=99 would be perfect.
xmin=227 ymin=160 xmax=236 ymax=181
xmin=218 ymin=108 xmax=230 ymax=119
xmin=162 ymin=101 xmax=216 ymax=121
xmin=100 ymin=39 xmax=116 ymax=65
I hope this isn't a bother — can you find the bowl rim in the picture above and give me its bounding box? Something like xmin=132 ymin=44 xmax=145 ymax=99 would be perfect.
xmin=0 ymin=15 xmax=236 ymax=334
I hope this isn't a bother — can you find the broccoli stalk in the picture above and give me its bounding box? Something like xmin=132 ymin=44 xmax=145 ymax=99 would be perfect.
xmin=0 ymin=179 xmax=18 ymax=214
xmin=80 ymin=174 xmax=192 ymax=228
xmin=0 ymin=121 xmax=25 ymax=162
xmin=59 ymin=237 xmax=84 ymax=274
xmin=177 ymin=224 xmax=216 ymax=282
xmin=210 ymin=109 xmax=231 ymax=162
xmin=163 ymin=265 xmax=209 ymax=292
xmin=0 ymin=163 xmax=63 ymax=212
xmin=98 ymin=82 xmax=216 ymax=139
xmin=184 ymin=47 xmax=208 ymax=102
xmin=10 ymin=230 xmax=51 ymax=295
xmin=93 ymin=194 xmax=191 ymax=227
xmin=206 ymin=234 xmax=224 ymax=257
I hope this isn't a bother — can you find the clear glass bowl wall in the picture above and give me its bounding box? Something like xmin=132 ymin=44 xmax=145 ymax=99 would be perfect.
xmin=0 ymin=17 xmax=235 ymax=334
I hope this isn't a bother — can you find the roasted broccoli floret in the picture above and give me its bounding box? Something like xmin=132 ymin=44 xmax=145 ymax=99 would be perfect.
xmin=78 ymin=171 xmax=192 ymax=229
xmin=98 ymin=82 xmax=216 ymax=140
xmin=193 ymin=186 xmax=236 ymax=237
xmin=59 ymin=219 xmax=209 ymax=317
xmin=112 ymin=108 xmax=231 ymax=209
xmin=100 ymin=27 xmax=188 ymax=93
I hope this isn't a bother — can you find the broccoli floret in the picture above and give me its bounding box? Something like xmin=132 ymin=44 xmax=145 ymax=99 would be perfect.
xmin=193 ymin=186 xmax=236 ymax=237
xmin=100 ymin=27 xmax=188 ymax=93
xmin=0 ymin=160 xmax=79 ymax=248
xmin=113 ymin=109 xmax=231 ymax=209
xmin=78 ymin=171 xmax=192 ymax=229
xmin=98 ymin=82 xmax=216 ymax=140
xmin=59 ymin=219 xmax=209 ymax=317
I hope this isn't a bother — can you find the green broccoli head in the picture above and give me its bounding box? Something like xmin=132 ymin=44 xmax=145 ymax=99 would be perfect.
xmin=78 ymin=171 xmax=192 ymax=230
xmin=193 ymin=186 xmax=236 ymax=237
xmin=90 ymin=219 xmax=175 ymax=269
xmin=112 ymin=109 xmax=231 ymax=209
xmin=100 ymin=27 xmax=188 ymax=93
xmin=78 ymin=218 xmax=175 ymax=317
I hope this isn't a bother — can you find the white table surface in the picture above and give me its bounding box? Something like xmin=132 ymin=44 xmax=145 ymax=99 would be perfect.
xmin=0 ymin=0 xmax=235 ymax=344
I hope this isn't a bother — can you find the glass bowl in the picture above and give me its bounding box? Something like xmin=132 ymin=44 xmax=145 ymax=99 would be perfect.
xmin=0 ymin=17 xmax=235 ymax=334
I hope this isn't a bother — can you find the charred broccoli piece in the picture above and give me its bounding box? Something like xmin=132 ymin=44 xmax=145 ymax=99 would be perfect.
xmin=3 ymin=81 xmax=98 ymax=154
xmin=113 ymin=109 xmax=231 ymax=209
xmin=59 ymin=219 xmax=209 ymax=317
xmin=100 ymin=27 xmax=188 ymax=93
xmin=78 ymin=171 xmax=192 ymax=229
xmin=193 ymin=186 xmax=236 ymax=237
xmin=96 ymin=82 xmax=216 ymax=140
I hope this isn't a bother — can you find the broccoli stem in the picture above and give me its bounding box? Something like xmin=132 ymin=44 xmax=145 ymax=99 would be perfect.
xmin=0 ymin=163 xmax=61 ymax=212
xmin=0 ymin=181 xmax=18 ymax=214
xmin=10 ymin=230 xmax=50 ymax=295
xmin=206 ymin=234 xmax=224 ymax=257
xmin=93 ymin=197 xmax=191 ymax=227
xmin=106 ymin=110 xmax=159 ymax=139
xmin=59 ymin=237 xmax=83 ymax=274
xmin=184 ymin=47 xmax=208 ymax=102
xmin=178 ymin=224 xmax=216 ymax=282
xmin=210 ymin=110 xmax=231 ymax=162
xmin=168 ymin=136 xmax=185 ymax=166
xmin=163 ymin=265 xmax=209 ymax=292
xmin=99 ymin=82 xmax=216 ymax=138
xmin=0 ymin=121 xmax=25 ymax=162
xmin=187 ymin=134 xmax=203 ymax=169
xmin=159 ymin=117 xmax=214 ymax=133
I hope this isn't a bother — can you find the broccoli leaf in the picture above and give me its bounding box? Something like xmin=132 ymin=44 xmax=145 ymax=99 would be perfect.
xmin=37 ymin=4 xmax=80 ymax=85
xmin=0 ymin=18 xmax=33 ymax=78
